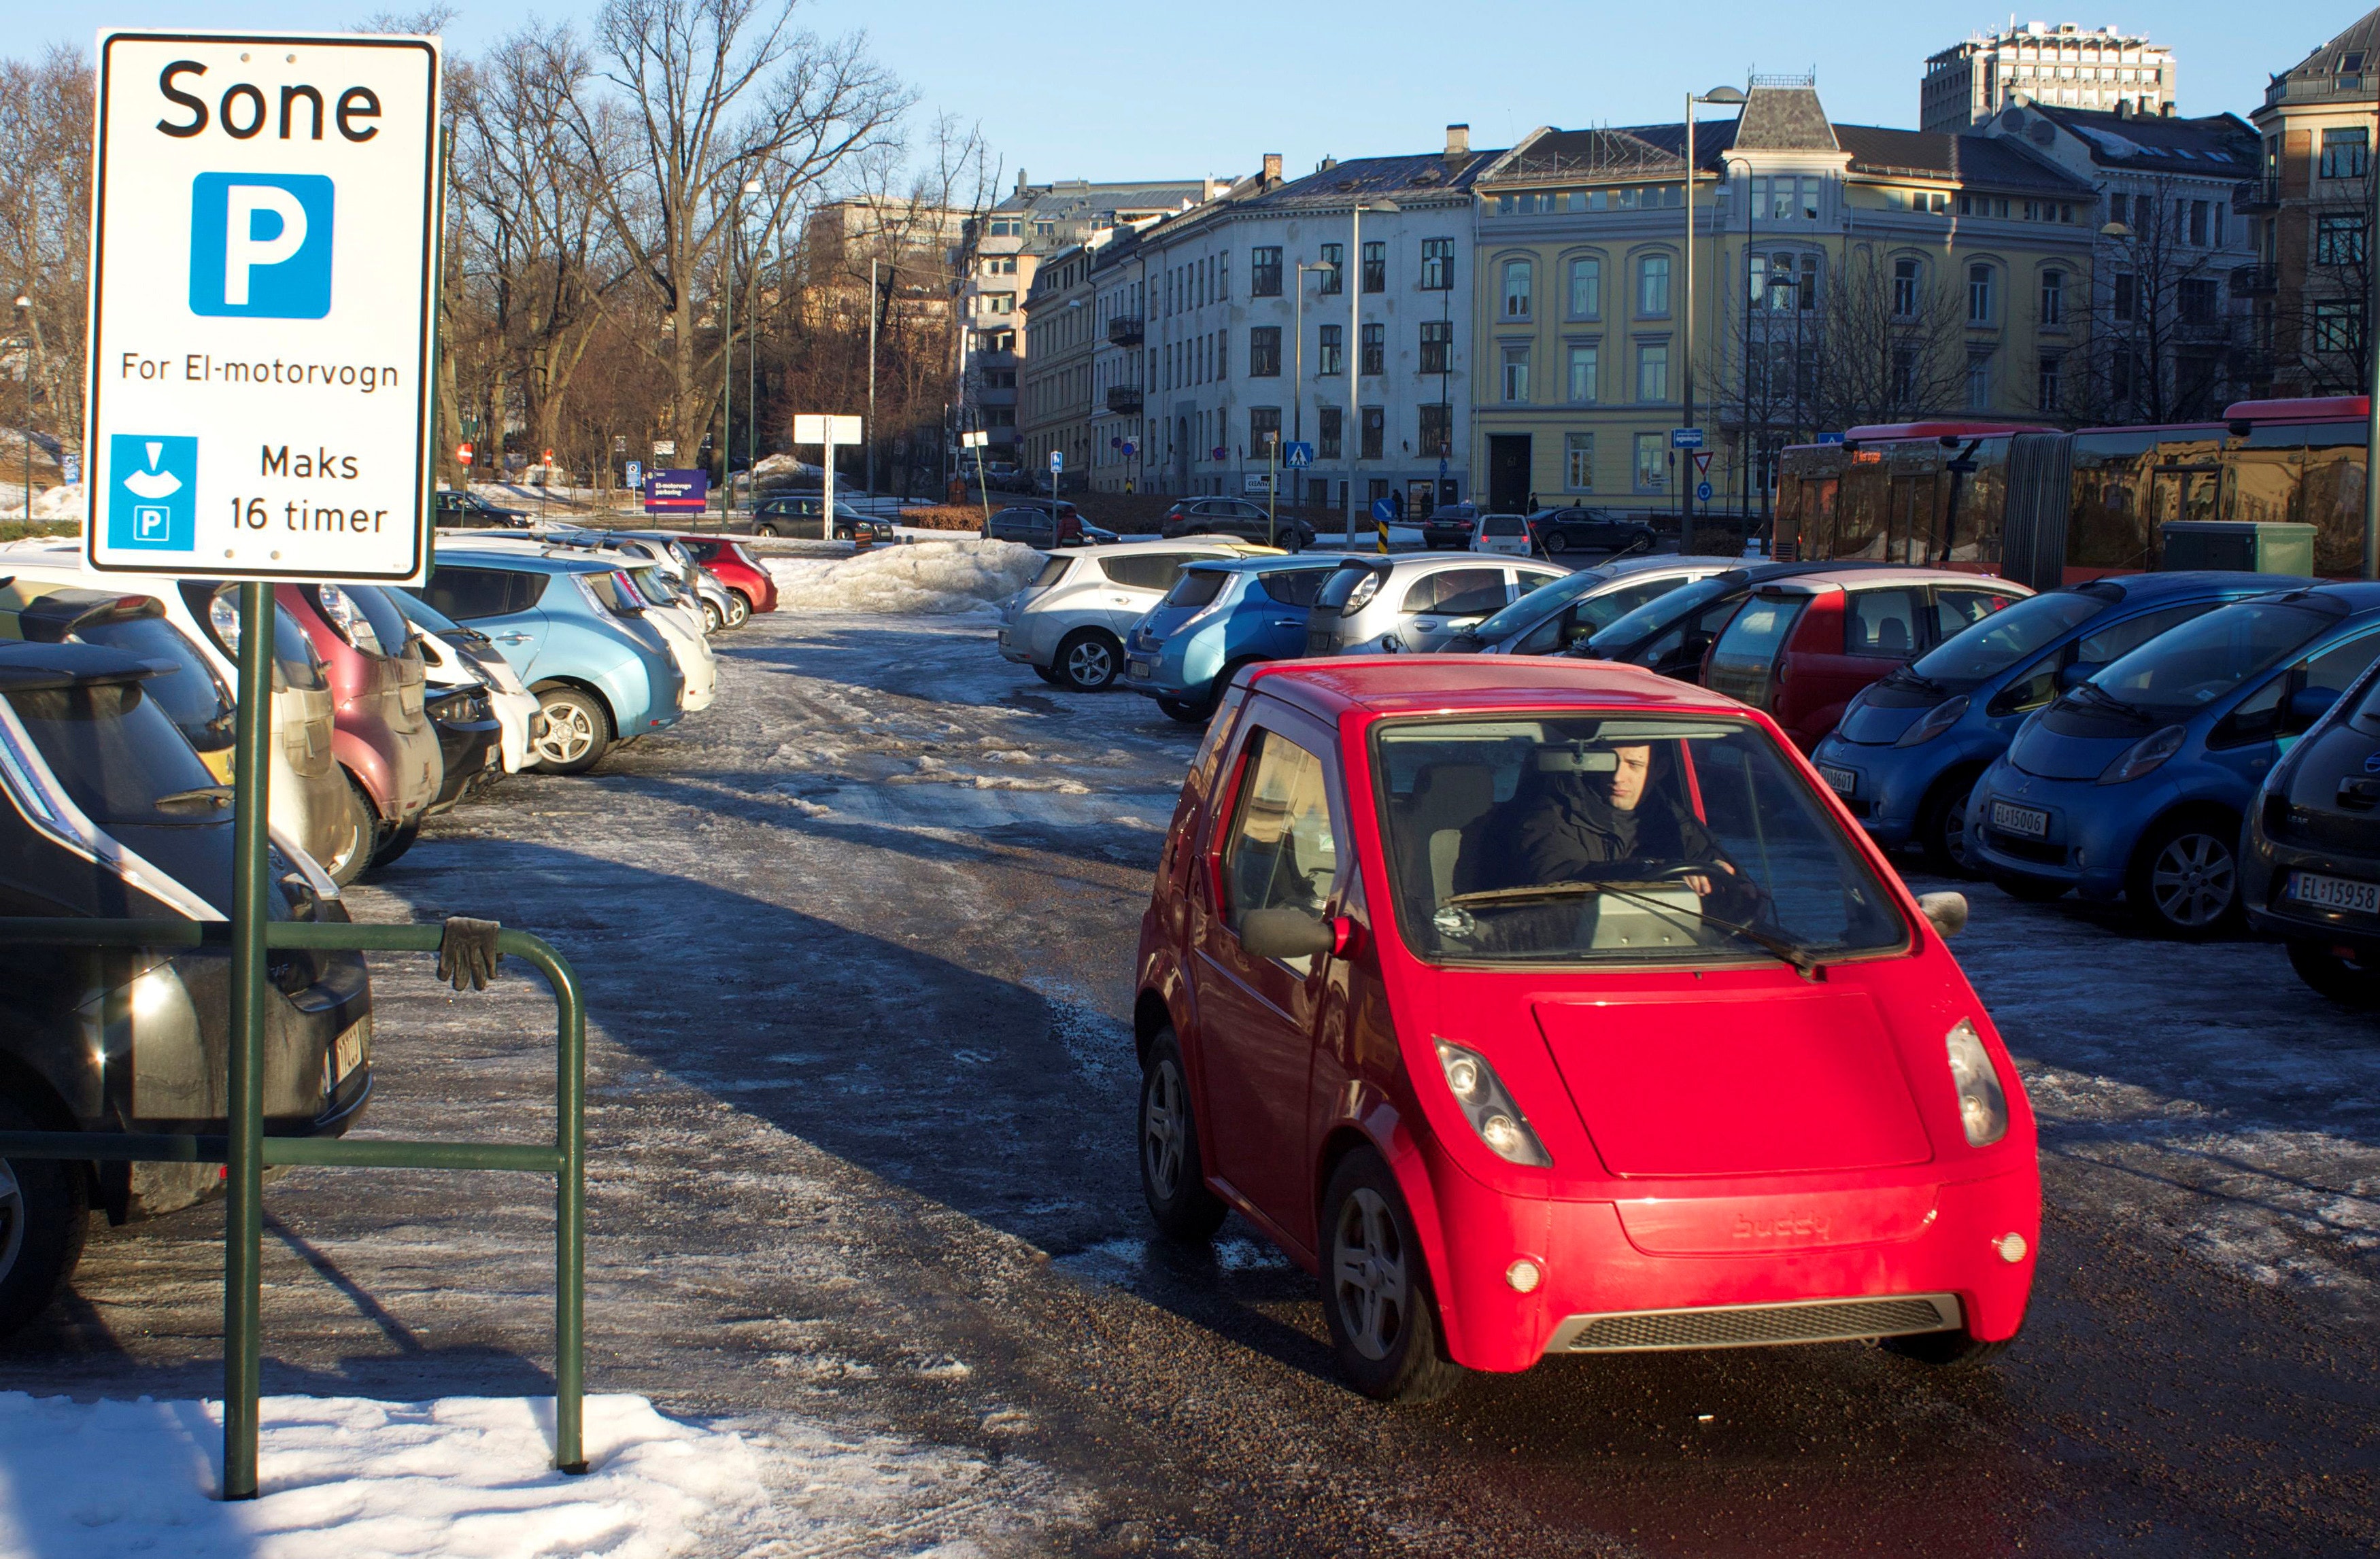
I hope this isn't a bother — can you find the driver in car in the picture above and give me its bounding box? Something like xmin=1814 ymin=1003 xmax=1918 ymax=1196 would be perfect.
xmin=1507 ymin=742 xmax=1748 ymax=910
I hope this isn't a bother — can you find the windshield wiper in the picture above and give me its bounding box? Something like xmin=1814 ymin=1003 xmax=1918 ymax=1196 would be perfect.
xmin=1444 ymin=879 xmax=1827 ymax=980
xmin=2069 ymin=680 xmax=2152 ymax=723
xmin=1881 ymin=665 xmax=1948 ymax=696
xmin=153 ymin=785 xmax=234 ymax=815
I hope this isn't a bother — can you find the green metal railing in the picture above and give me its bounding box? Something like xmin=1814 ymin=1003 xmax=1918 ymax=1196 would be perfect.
xmin=0 ymin=916 xmax=588 ymax=1485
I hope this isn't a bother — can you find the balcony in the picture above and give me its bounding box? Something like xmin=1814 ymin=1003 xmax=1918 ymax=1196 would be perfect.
xmin=1106 ymin=315 xmax=1144 ymax=347
xmin=2232 ymin=263 xmax=2279 ymax=296
xmin=2234 ymin=177 xmax=2283 ymax=212
xmin=1106 ymin=386 xmax=1144 ymax=415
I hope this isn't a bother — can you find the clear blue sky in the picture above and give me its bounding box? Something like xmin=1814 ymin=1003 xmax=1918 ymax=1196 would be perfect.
xmin=17 ymin=1 xmax=2368 ymax=183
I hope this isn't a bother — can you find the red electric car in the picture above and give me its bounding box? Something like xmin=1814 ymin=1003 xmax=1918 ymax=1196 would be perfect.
xmin=278 ymin=581 xmax=443 ymax=880
xmin=1132 ymin=657 xmax=2037 ymax=1401
xmin=663 ymin=534 xmax=779 ymax=619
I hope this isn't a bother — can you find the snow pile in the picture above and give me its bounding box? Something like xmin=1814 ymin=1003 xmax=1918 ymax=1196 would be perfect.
xmin=0 ymin=1392 xmax=767 ymax=1559
xmin=764 ymin=538 xmax=1042 ymax=616
xmin=0 ymin=481 xmax=84 ymax=521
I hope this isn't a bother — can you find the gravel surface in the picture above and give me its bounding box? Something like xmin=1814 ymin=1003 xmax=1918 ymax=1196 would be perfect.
xmin=1 ymin=606 xmax=2373 ymax=1556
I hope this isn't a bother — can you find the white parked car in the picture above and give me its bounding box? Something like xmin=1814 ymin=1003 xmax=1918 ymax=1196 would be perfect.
xmin=1470 ymin=513 xmax=1536 ymax=557
xmin=1304 ymin=553 xmax=1568 ymax=655
xmin=446 ymin=535 xmax=719 ymax=712
xmin=998 ymin=538 xmax=1278 ymax=691
xmin=390 ymin=589 xmax=546 ymax=774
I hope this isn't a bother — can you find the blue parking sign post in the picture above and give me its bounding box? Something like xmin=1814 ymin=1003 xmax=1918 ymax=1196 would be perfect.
xmin=1372 ymin=494 xmax=1397 ymax=554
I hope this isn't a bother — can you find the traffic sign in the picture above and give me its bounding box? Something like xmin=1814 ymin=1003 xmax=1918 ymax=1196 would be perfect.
xmin=1284 ymin=441 xmax=1314 ymax=468
xmin=624 ymin=460 xmax=642 ymax=490
xmin=794 ymin=413 xmax=862 ymax=446
xmin=1696 ymin=481 xmax=1714 ymax=503
xmin=1816 ymin=430 xmax=1845 ymax=445
xmin=1670 ymin=427 xmax=1705 ymax=450
xmin=1212 ymin=445 xmax=1227 ymax=461
xmin=86 ymin=31 xmax=442 ymax=581
xmin=1372 ymin=496 xmax=1398 ymax=524
xmin=653 ymin=439 xmax=677 ymax=456
xmin=1049 ymin=449 xmax=1064 ymax=474
xmin=1121 ymin=441 xmax=1138 ymax=458
xmin=1693 ymin=451 xmax=1714 ymax=474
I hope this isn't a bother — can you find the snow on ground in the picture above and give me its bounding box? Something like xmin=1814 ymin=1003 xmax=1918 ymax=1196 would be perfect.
xmin=0 ymin=482 xmax=82 ymax=521
xmin=762 ymin=539 xmax=1042 ymax=616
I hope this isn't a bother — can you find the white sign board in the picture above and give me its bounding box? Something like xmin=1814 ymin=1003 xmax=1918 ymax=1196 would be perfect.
xmin=86 ymin=31 xmax=442 ymax=582
xmin=794 ymin=414 xmax=862 ymax=446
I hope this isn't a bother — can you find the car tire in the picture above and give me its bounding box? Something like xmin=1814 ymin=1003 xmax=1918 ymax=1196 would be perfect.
xmin=1990 ymin=872 xmax=2069 ymax=904
xmin=529 ymin=685 xmax=611 ymax=774
xmin=324 ymin=776 xmax=379 ymax=887
xmin=1054 ymin=628 xmax=1122 ymax=692
xmin=2127 ymin=811 xmax=2243 ymax=938
xmin=1882 ymin=1327 xmax=2013 ymax=1369
xmin=724 ymin=591 xmax=753 ymax=628
xmin=1139 ymin=1030 xmax=1227 ymax=1241
xmin=2285 ymin=939 xmax=2380 ymax=1008
xmin=368 ymin=820 xmax=421 ymax=871
xmin=0 ymin=1095 xmax=89 ymax=1340
xmin=1918 ymin=770 xmax=1985 ymax=876
xmin=700 ymin=598 xmax=724 ymax=633
xmin=753 ymin=523 xmax=779 ymax=538
xmin=1544 ymin=532 xmax=1568 ymax=556
xmin=1321 ymin=1148 xmax=1463 ymax=1404
xmin=1030 ymin=662 xmax=1064 ymax=685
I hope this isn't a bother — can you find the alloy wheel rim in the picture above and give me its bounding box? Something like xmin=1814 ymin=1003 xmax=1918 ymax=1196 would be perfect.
xmin=2150 ymin=833 xmax=2234 ymax=927
xmin=1331 ymin=1186 xmax=1410 ymax=1363
xmin=535 ymin=702 xmax=596 ymax=765
xmin=0 ymin=1159 xmax=24 ymax=1288
xmin=1142 ymin=1061 xmax=1186 ymax=1199
xmin=1068 ymin=642 xmax=1112 ymax=686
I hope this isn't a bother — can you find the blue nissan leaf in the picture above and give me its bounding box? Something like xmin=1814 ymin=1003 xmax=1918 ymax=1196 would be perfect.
xmin=1121 ymin=555 xmax=1346 ymax=721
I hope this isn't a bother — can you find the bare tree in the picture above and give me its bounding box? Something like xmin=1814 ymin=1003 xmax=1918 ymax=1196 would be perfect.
xmin=2262 ymin=168 xmax=2375 ymax=400
xmin=1808 ymin=246 xmax=1969 ymax=431
xmin=2075 ymin=174 xmax=2242 ymax=422
xmin=0 ymin=46 xmax=94 ymax=464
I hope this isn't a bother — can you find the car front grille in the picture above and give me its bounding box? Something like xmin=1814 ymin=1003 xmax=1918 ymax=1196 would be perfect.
xmin=1552 ymin=1294 xmax=1962 ymax=1354
xmin=1982 ymin=827 xmax=2066 ymax=866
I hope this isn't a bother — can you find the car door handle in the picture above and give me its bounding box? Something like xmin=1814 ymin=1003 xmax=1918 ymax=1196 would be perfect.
xmin=493 ymin=632 xmax=532 ymax=644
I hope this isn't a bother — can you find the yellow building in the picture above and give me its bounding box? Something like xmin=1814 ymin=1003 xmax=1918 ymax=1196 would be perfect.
xmin=1469 ymin=79 xmax=2100 ymax=530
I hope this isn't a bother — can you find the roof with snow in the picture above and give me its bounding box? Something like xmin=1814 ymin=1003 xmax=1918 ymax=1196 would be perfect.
xmin=1232 ymin=148 xmax=1504 ymax=210
xmin=2020 ymin=105 xmax=2259 ymax=175
xmin=1836 ymin=126 xmax=2089 ymax=193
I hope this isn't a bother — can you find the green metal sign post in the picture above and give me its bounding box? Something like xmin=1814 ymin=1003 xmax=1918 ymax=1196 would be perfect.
xmin=225 ymin=580 xmax=272 ymax=1494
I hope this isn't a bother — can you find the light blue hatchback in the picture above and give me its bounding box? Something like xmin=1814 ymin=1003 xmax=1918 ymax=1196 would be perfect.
xmin=1120 ymin=555 xmax=1346 ymax=722
xmin=406 ymin=549 xmax=684 ymax=774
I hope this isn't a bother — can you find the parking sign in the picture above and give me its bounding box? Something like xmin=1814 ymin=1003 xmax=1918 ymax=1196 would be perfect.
xmin=85 ymin=32 xmax=442 ymax=581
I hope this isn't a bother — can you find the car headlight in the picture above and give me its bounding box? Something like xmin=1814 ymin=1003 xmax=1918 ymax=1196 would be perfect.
xmin=1896 ymin=693 xmax=1971 ymax=747
xmin=2098 ymin=723 xmax=2185 ymax=785
xmin=1943 ymin=1018 xmax=2008 ymax=1146
xmin=314 ymin=585 xmax=384 ymax=655
xmin=1434 ymin=1039 xmax=1551 ymax=1167
xmin=1343 ymin=572 xmax=1382 ymax=613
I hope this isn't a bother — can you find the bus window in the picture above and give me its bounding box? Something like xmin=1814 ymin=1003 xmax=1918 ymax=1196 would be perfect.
xmin=2299 ymin=443 xmax=2368 ymax=576
xmin=2069 ymin=429 xmax=2162 ymax=572
xmin=1888 ymin=474 xmax=1937 ymax=564
xmin=1801 ymin=477 xmax=1838 ymax=556
xmin=2225 ymin=447 xmax=2299 ymax=529
xmin=1834 ymin=460 xmax=1888 ymax=558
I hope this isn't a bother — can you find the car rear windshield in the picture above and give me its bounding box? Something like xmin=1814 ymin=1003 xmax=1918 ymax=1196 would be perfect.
xmin=7 ymin=681 xmax=224 ymax=827
xmin=1031 ymin=555 xmax=1072 ymax=589
xmin=1907 ymin=589 xmax=2108 ymax=687
xmin=2063 ymin=598 xmax=2340 ymax=727
xmin=1255 ymin=567 xmax=1333 ymax=608
xmin=1315 ymin=561 xmax=1384 ymax=612
xmin=1161 ymin=568 xmax=1230 ymax=610
xmin=180 ymin=585 xmax=328 ymax=691
xmin=1374 ymin=714 xmax=1905 ymax=968
xmin=72 ymin=617 xmax=235 ymax=756
xmin=1467 ymin=568 xmax=1621 ymax=643
xmin=1482 ymin=515 xmax=1526 ymax=536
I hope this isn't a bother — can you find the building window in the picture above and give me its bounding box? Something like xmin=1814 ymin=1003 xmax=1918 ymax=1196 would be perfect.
xmin=1361 ymin=323 xmax=1384 ymax=376
xmin=1567 ymin=256 xmax=1602 ymax=318
xmin=1965 ymin=351 xmax=1992 ymax=410
xmin=2322 ymin=126 xmax=2370 ymax=180
xmin=1566 ymin=343 xmax=1599 ymax=402
xmin=1319 ymin=405 xmax=1343 ymax=459
xmin=1967 ymin=263 xmax=1995 ymax=324
xmin=1501 ymin=343 xmax=1531 ymax=402
xmin=2036 ymin=353 xmax=2062 ymax=411
xmin=2188 ymin=200 xmax=2209 ymax=245
xmin=2317 ymin=214 xmax=2367 ymax=266
xmin=2039 ymin=269 xmax=2065 ymax=326
xmin=2108 ymin=192 xmax=2128 ymax=228
xmin=1249 ymin=326 xmax=1282 ymax=376
xmin=1564 ymin=432 xmax=1595 ymax=492
xmin=1317 ymin=324 xmax=1343 ymax=375
xmin=1250 ymin=406 xmax=1281 ymax=456
xmin=1635 ymin=341 xmax=1669 ymax=402
xmin=1251 ymin=246 xmax=1282 ymax=296
xmin=1633 ymin=432 xmax=1668 ymax=492
xmin=1363 ymin=240 xmax=1386 ymax=293
xmin=2112 ymin=271 xmax=2136 ymax=322
xmin=2178 ymin=277 xmax=2219 ymax=324
xmin=1502 ymin=258 xmax=1533 ymax=319
xmin=1418 ymin=403 xmax=1451 ymax=459
xmin=1890 ymin=345 xmax=1917 ymax=402
xmin=2314 ymin=299 xmax=2365 ymax=354
xmin=1893 ymin=257 xmax=1920 ymax=317
xmin=1419 ymin=319 xmax=1452 ymax=375
xmin=1217 ymin=330 xmax=1228 ymax=378
xmin=1421 ymin=237 xmax=1455 ymax=290
xmin=1637 ymin=254 xmax=1671 ymax=316
xmin=1360 ymin=407 xmax=1384 ymax=460
xmin=1318 ymin=243 xmax=1344 ymax=294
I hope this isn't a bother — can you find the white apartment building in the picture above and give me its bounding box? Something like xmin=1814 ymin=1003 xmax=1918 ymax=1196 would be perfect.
xmin=1922 ymin=22 xmax=2177 ymax=134
xmin=1127 ymin=130 xmax=1497 ymax=517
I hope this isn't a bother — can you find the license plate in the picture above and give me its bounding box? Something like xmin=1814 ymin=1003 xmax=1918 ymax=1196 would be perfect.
xmin=996 ymin=630 xmax=1010 ymax=647
xmin=1990 ymin=800 xmax=2050 ymax=839
xmin=2290 ymin=870 xmax=2380 ymax=915
xmin=1127 ymin=659 xmax=1152 ymax=679
xmin=330 ymin=1017 xmax=371 ymax=1087
xmin=1817 ymin=764 xmax=1856 ymax=795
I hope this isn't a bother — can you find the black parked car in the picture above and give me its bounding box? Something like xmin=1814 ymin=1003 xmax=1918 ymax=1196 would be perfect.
xmin=432 ymin=490 xmax=530 ymax=529
xmin=984 ymin=504 xmax=1087 ymax=548
xmin=2243 ymin=650 xmax=2380 ymax=1006
xmin=1159 ymin=497 xmax=1312 ymax=551
xmin=1527 ymin=506 xmax=1656 ymax=558
xmin=1418 ymin=502 xmax=1479 ymax=550
xmin=749 ymin=495 xmax=890 ymax=541
xmin=0 ymin=641 xmax=373 ymax=1335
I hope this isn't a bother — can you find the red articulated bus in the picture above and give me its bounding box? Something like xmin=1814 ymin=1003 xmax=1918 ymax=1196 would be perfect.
xmin=1773 ymin=397 xmax=2373 ymax=586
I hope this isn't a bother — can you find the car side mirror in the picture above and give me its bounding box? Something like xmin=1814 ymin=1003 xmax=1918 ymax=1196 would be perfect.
xmin=2058 ymin=661 xmax=2101 ymax=691
xmin=1917 ymin=891 xmax=1968 ymax=938
xmin=2287 ymin=685 xmax=2340 ymax=732
xmin=1238 ymin=907 xmax=1343 ymax=960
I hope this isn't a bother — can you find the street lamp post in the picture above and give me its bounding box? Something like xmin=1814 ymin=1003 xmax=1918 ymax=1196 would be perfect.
xmin=867 ymin=257 xmax=880 ymax=502
xmin=11 ymin=294 xmax=29 ymax=519
xmin=1347 ymin=199 xmax=1399 ymax=550
xmin=1681 ymin=84 xmax=1746 ymax=554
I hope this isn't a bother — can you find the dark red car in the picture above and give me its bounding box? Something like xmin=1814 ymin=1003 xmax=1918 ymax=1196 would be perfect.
xmin=665 ymin=534 xmax=779 ymax=619
xmin=1132 ymin=657 xmax=2036 ymax=1400
xmin=1701 ymin=566 xmax=2032 ymax=751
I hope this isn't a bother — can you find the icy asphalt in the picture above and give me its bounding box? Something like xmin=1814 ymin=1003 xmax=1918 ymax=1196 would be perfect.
xmin=2 ymin=603 xmax=2376 ymax=1556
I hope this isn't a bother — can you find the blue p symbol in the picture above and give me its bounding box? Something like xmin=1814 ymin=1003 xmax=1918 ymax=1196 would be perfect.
xmin=189 ymin=173 xmax=335 ymax=319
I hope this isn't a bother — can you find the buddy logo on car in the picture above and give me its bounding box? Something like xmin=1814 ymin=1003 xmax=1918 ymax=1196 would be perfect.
xmin=1734 ymin=1213 xmax=1834 ymax=1241
xmin=84 ymin=30 xmax=441 ymax=585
